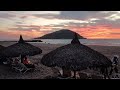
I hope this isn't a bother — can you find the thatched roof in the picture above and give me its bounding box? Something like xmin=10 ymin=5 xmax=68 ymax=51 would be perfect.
xmin=41 ymin=33 xmax=112 ymax=71
xmin=0 ymin=45 xmax=5 ymax=50
xmin=1 ymin=35 xmax=42 ymax=57
xmin=0 ymin=45 xmax=5 ymax=58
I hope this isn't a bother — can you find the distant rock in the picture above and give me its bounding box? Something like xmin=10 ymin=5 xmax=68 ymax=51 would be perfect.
xmin=35 ymin=29 xmax=86 ymax=39
xmin=25 ymin=40 xmax=43 ymax=42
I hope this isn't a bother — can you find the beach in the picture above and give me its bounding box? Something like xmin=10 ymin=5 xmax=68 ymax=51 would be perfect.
xmin=0 ymin=42 xmax=120 ymax=79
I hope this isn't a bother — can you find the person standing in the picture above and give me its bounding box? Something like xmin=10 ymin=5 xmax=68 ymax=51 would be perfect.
xmin=109 ymin=55 xmax=119 ymax=77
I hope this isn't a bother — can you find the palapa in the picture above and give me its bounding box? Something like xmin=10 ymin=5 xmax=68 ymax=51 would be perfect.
xmin=1 ymin=35 xmax=42 ymax=58
xmin=41 ymin=32 xmax=112 ymax=78
xmin=0 ymin=45 xmax=5 ymax=50
xmin=0 ymin=45 xmax=5 ymax=58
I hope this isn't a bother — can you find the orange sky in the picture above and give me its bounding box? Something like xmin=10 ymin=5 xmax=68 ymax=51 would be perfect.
xmin=0 ymin=11 xmax=120 ymax=40
xmin=0 ymin=25 xmax=120 ymax=40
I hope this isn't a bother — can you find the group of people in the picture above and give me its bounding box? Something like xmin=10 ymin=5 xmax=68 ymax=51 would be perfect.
xmin=99 ymin=55 xmax=119 ymax=79
xmin=12 ymin=55 xmax=35 ymax=73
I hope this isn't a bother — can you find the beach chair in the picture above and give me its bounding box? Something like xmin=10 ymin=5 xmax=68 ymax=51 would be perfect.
xmin=11 ymin=63 xmax=34 ymax=74
xmin=110 ymin=73 xmax=120 ymax=79
xmin=12 ymin=66 xmax=25 ymax=73
xmin=78 ymin=72 xmax=88 ymax=79
xmin=91 ymin=74 xmax=104 ymax=79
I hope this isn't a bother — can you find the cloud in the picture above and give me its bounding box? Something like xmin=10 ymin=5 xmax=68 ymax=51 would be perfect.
xmin=54 ymin=11 xmax=100 ymax=20
xmin=19 ymin=11 xmax=60 ymax=19
xmin=31 ymin=14 xmax=57 ymax=19
xmin=1 ymin=11 xmax=120 ymax=40
xmin=0 ymin=12 xmax=16 ymax=19
xmin=15 ymin=22 xmax=23 ymax=24
xmin=110 ymin=33 xmax=120 ymax=35
xmin=0 ymin=29 xmax=45 ymax=40
xmin=9 ymin=25 xmax=40 ymax=31
xmin=91 ymin=18 xmax=120 ymax=29
xmin=22 ymin=11 xmax=101 ymax=21
xmin=27 ymin=11 xmax=120 ymax=30
xmin=16 ymin=11 xmax=120 ymax=30
xmin=20 ymin=16 xmax=28 ymax=19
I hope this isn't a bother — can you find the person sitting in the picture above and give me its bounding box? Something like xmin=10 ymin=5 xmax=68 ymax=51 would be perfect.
xmin=6 ymin=58 xmax=14 ymax=66
xmin=12 ymin=58 xmax=28 ymax=73
xmin=23 ymin=56 xmax=35 ymax=69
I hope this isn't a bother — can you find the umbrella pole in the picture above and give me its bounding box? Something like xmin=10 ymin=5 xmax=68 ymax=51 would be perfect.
xmin=74 ymin=71 xmax=76 ymax=79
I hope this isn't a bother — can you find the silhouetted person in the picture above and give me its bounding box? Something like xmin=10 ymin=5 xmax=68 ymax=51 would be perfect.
xmin=100 ymin=67 xmax=110 ymax=79
xmin=109 ymin=55 xmax=119 ymax=76
xmin=113 ymin=56 xmax=119 ymax=65
xmin=21 ymin=55 xmax=26 ymax=63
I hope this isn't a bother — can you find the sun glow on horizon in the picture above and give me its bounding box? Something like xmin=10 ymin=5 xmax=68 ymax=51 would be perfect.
xmin=0 ymin=11 xmax=120 ymax=40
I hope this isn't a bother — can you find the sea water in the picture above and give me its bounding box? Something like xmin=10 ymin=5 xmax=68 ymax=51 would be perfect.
xmin=31 ymin=39 xmax=120 ymax=46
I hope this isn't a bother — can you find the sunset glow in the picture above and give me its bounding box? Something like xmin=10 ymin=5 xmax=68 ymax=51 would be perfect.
xmin=0 ymin=11 xmax=120 ymax=40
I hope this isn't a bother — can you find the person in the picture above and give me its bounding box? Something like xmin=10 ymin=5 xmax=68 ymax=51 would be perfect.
xmin=13 ymin=58 xmax=28 ymax=73
xmin=109 ymin=55 xmax=119 ymax=77
xmin=100 ymin=67 xmax=110 ymax=79
xmin=23 ymin=56 xmax=35 ymax=69
xmin=6 ymin=58 xmax=14 ymax=66
xmin=14 ymin=58 xmax=25 ymax=67
xmin=21 ymin=55 xmax=26 ymax=63
xmin=113 ymin=55 xmax=119 ymax=65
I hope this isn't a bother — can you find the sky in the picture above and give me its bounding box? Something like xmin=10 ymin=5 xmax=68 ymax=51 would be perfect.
xmin=0 ymin=11 xmax=120 ymax=40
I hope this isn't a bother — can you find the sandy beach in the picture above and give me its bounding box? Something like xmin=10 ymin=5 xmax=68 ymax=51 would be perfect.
xmin=0 ymin=42 xmax=120 ymax=79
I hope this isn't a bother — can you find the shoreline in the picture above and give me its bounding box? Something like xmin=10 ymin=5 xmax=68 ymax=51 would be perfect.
xmin=0 ymin=42 xmax=120 ymax=60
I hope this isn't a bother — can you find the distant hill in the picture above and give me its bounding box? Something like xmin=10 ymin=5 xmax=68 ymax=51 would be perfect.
xmin=35 ymin=29 xmax=86 ymax=39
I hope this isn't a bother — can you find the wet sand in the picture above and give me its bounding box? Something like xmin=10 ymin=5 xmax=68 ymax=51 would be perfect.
xmin=0 ymin=42 xmax=120 ymax=79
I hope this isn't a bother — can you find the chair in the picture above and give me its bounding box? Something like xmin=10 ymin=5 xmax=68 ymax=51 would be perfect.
xmin=91 ymin=74 xmax=103 ymax=79
xmin=12 ymin=66 xmax=25 ymax=73
xmin=11 ymin=63 xmax=34 ymax=74
xmin=79 ymin=72 xmax=88 ymax=79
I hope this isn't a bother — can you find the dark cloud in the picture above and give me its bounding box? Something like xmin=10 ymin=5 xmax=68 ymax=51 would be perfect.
xmin=55 ymin=11 xmax=100 ymax=20
xmin=56 ymin=11 xmax=120 ymax=25
xmin=19 ymin=11 xmax=120 ymax=30
xmin=20 ymin=16 xmax=28 ymax=19
xmin=92 ymin=18 xmax=120 ymax=29
xmin=27 ymin=11 xmax=100 ymax=20
xmin=31 ymin=14 xmax=57 ymax=19
xmin=29 ymin=11 xmax=120 ymax=29
xmin=4 ymin=11 xmax=120 ymax=33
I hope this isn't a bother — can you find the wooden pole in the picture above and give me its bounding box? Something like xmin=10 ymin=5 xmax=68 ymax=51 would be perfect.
xmin=74 ymin=71 xmax=76 ymax=79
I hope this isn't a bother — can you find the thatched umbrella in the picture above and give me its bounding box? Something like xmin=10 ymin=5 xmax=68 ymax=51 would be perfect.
xmin=1 ymin=35 xmax=42 ymax=59
xmin=0 ymin=45 xmax=5 ymax=63
xmin=41 ymin=33 xmax=112 ymax=79
xmin=0 ymin=45 xmax=5 ymax=50
xmin=0 ymin=45 xmax=5 ymax=57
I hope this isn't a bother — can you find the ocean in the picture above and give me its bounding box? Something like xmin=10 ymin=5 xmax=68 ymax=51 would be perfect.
xmin=0 ymin=39 xmax=120 ymax=46
xmin=36 ymin=39 xmax=120 ymax=46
